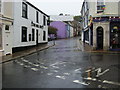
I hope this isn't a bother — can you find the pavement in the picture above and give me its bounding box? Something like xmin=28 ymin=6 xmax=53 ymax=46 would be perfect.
xmin=0 ymin=41 xmax=54 ymax=64
xmin=78 ymin=40 xmax=120 ymax=54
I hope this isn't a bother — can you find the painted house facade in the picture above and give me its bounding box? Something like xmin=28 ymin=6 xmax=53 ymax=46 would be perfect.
xmin=81 ymin=0 xmax=120 ymax=51
xmin=50 ymin=21 xmax=66 ymax=39
xmin=50 ymin=15 xmax=74 ymax=39
xmin=12 ymin=0 xmax=49 ymax=52
xmin=0 ymin=0 xmax=49 ymax=55
xmin=0 ymin=0 xmax=13 ymax=56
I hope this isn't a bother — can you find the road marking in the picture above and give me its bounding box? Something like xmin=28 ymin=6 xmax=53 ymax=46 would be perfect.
xmin=40 ymin=66 xmax=48 ymax=69
xmin=83 ymin=77 xmax=97 ymax=81
xmin=51 ymin=66 xmax=59 ymax=69
xmin=75 ymin=68 xmax=81 ymax=72
xmin=96 ymin=69 xmax=109 ymax=77
xmin=63 ymin=73 xmax=70 ymax=76
xmin=103 ymin=80 xmax=120 ymax=86
xmin=56 ymin=75 xmax=66 ymax=80
xmin=53 ymin=70 xmax=58 ymax=72
xmin=31 ymin=68 xmax=39 ymax=71
xmin=73 ymin=80 xmax=90 ymax=86
xmin=47 ymin=73 xmax=53 ymax=76
xmin=83 ymin=77 xmax=120 ymax=86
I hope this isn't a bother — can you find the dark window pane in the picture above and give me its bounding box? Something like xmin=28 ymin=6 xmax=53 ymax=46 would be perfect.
xmin=43 ymin=16 xmax=46 ymax=26
xmin=5 ymin=25 xmax=9 ymax=30
xmin=36 ymin=11 xmax=39 ymax=23
xmin=22 ymin=26 xmax=27 ymax=42
xmin=22 ymin=2 xmax=27 ymax=18
xmin=32 ymin=29 xmax=35 ymax=41
xmin=43 ymin=31 xmax=46 ymax=41
xmin=29 ymin=34 xmax=31 ymax=41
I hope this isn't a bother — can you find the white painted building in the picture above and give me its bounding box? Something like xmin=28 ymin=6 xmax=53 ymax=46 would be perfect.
xmin=0 ymin=0 xmax=13 ymax=56
xmin=0 ymin=0 xmax=49 ymax=55
xmin=12 ymin=0 xmax=49 ymax=52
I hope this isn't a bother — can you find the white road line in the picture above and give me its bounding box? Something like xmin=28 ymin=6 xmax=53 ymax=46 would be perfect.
xmin=56 ymin=75 xmax=66 ymax=80
xmin=73 ymin=80 xmax=90 ymax=86
xmin=31 ymin=68 xmax=39 ymax=71
xmin=75 ymin=68 xmax=81 ymax=72
xmin=103 ymin=80 xmax=120 ymax=86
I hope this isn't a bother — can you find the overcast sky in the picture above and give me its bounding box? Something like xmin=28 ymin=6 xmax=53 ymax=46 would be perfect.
xmin=27 ymin=0 xmax=84 ymax=16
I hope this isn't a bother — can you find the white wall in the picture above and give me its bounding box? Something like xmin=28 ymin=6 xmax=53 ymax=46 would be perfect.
xmin=13 ymin=0 xmax=48 ymax=48
xmin=70 ymin=26 xmax=73 ymax=37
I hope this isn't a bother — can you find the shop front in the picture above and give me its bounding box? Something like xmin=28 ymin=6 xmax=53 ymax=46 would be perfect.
xmin=110 ymin=21 xmax=120 ymax=51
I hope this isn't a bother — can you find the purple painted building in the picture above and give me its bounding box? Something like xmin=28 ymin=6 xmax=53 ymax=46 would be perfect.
xmin=50 ymin=21 xmax=67 ymax=39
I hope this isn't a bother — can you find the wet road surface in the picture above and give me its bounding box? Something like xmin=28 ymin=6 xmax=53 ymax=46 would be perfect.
xmin=2 ymin=37 xmax=120 ymax=88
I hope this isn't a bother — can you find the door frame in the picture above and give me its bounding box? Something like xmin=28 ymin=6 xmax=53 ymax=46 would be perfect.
xmin=96 ymin=26 xmax=104 ymax=50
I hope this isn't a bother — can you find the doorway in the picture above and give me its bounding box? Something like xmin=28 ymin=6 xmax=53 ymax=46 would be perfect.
xmin=96 ymin=27 xmax=104 ymax=50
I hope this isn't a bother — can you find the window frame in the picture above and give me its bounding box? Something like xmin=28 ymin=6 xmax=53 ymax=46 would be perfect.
xmin=36 ymin=11 xmax=39 ymax=23
xmin=22 ymin=2 xmax=28 ymax=19
xmin=21 ymin=26 xmax=27 ymax=42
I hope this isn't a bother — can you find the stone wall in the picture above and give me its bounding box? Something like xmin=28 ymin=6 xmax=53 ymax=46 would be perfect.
xmin=93 ymin=21 xmax=110 ymax=50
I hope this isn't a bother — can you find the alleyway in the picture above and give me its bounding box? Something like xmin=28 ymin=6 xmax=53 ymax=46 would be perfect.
xmin=2 ymin=37 xmax=120 ymax=88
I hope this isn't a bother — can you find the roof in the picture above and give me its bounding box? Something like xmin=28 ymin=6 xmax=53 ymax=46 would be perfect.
xmin=50 ymin=15 xmax=74 ymax=21
xmin=23 ymin=0 xmax=49 ymax=17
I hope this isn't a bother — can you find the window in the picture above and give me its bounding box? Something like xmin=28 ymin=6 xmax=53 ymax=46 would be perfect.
xmin=5 ymin=25 xmax=9 ymax=30
xmin=29 ymin=34 xmax=31 ymax=41
xmin=22 ymin=2 xmax=28 ymax=18
xmin=36 ymin=11 xmax=39 ymax=23
xmin=21 ymin=26 xmax=27 ymax=42
xmin=43 ymin=31 xmax=46 ymax=41
xmin=43 ymin=16 xmax=46 ymax=26
xmin=32 ymin=29 xmax=35 ymax=41
xmin=97 ymin=0 xmax=105 ymax=13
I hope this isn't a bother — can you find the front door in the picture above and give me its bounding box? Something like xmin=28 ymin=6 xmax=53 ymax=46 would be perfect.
xmin=97 ymin=27 xmax=103 ymax=50
xmin=36 ymin=30 xmax=38 ymax=45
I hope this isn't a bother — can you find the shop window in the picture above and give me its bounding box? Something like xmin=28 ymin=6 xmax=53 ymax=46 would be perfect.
xmin=110 ymin=26 xmax=120 ymax=49
xmin=21 ymin=26 xmax=27 ymax=42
